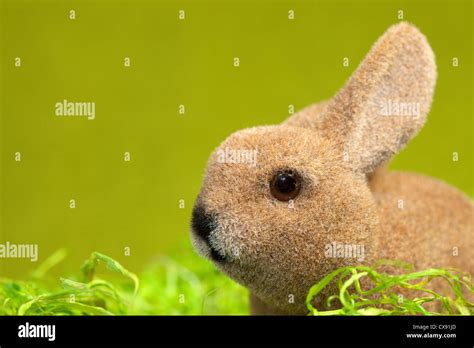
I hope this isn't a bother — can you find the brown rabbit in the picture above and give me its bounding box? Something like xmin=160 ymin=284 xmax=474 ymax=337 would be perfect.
xmin=190 ymin=22 xmax=474 ymax=315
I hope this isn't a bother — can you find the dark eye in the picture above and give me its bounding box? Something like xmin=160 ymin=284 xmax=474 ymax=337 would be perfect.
xmin=270 ymin=170 xmax=302 ymax=201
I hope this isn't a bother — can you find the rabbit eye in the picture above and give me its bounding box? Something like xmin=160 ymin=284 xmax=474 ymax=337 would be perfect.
xmin=270 ymin=170 xmax=301 ymax=201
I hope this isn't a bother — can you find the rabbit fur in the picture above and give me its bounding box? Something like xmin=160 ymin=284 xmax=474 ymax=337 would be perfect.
xmin=190 ymin=22 xmax=473 ymax=315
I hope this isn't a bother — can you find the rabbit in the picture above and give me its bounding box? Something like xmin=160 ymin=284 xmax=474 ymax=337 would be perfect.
xmin=190 ymin=22 xmax=474 ymax=315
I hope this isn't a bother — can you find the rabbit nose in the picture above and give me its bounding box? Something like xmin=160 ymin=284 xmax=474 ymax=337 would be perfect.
xmin=191 ymin=206 xmax=217 ymax=241
xmin=191 ymin=206 xmax=226 ymax=262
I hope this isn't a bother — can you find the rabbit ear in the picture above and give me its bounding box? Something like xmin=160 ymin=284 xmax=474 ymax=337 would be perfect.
xmin=284 ymin=100 xmax=330 ymax=129
xmin=294 ymin=23 xmax=437 ymax=174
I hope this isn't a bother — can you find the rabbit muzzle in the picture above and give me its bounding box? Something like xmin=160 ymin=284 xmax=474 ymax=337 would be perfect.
xmin=191 ymin=205 xmax=226 ymax=262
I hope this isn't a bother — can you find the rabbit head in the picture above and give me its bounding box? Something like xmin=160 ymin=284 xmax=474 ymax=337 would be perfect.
xmin=191 ymin=22 xmax=436 ymax=313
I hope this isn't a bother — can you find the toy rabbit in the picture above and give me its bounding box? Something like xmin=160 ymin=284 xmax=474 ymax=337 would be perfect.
xmin=190 ymin=22 xmax=473 ymax=315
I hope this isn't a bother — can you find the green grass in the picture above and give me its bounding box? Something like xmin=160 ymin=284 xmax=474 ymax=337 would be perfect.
xmin=307 ymin=260 xmax=474 ymax=316
xmin=0 ymin=247 xmax=249 ymax=315
xmin=0 ymin=250 xmax=472 ymax=315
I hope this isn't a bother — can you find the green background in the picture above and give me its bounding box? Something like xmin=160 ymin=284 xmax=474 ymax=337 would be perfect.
xmin=0 ymin=0 xmax=472 ymax=276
